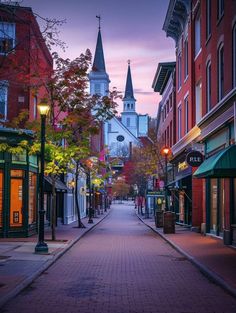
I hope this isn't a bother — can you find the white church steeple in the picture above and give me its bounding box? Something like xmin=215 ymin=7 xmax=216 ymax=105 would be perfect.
xmin=121 ymin=61 xmax=138 ymax=137
xmin=89 ymin=16 xmax=110 ymax=97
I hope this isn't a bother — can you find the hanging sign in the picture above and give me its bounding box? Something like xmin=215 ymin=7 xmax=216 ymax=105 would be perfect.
xmin=186 ymin=150 xmax=204 ymax=167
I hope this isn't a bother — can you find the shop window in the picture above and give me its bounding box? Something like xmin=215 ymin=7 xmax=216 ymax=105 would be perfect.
xmin=29 ymin=154 xmax=37 ymax=166
xmin=28 ymin=172 xmax=37 ymax=224
xmin=12 ymin=151 xmax=27 ymax=163
xmin=0 ymin=170 xmax=3 ymax=227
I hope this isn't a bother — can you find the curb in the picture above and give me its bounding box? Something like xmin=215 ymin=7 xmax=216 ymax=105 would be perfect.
xmin=0 ymin=210 xmax=111 ymax=308
xmin=136 ymin=213 xmax=236 ymax=299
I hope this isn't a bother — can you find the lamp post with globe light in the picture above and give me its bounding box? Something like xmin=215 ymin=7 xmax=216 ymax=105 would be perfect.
xmin=161 ymin=146 xmax=171 ymax=211
xmin=35 ymin=101 xmax=50 ymax=254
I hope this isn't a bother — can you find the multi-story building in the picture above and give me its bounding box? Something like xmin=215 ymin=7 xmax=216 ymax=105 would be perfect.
xmin=193 ymin=0 xmax=236 ymax=244
xmin=0 ymin=3 xmax=85 ymax=236
xmin=0 ymin=2 xmax=53 ymax=236
xmin=152 ymin=61 xmax=176 ymax=209
xmin=163 ymin=0 xmax=236 ymax=244
xmin=163 ymin=0 xmax=203 ymax=229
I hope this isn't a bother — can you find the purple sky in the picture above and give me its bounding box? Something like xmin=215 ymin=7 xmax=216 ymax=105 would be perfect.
xmin=22 ymin=0 xmax=175 ymax=117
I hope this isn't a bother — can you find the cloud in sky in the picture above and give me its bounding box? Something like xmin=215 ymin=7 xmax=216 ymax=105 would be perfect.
xmin=22 ymin=0 xmax=175 ymax=117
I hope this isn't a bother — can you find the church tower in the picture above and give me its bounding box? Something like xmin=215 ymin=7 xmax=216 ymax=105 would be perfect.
xmin=89 ymin=16 xmax=110 ymax=97
xmin=121 ymin=61 xmax=138 ymax=137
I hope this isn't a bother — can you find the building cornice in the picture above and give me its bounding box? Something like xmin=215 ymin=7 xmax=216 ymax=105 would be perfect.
xmin=163 ymin=0 xmax=191 ymax=45
xmin=171 ymin=125 xmax=201 ymax=157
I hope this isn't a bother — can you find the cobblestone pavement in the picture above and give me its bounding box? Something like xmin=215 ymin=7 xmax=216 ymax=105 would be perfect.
xmin=1 ymin=203 xmax=236 ymax=313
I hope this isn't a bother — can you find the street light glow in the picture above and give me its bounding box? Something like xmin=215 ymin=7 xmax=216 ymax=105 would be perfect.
xmin=38 ymin=101 xmax=50 ymax=116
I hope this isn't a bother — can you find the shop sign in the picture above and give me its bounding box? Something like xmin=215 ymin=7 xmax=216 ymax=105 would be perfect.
xmin=178 ymin=161 xmax=188 ymax=172
xmin=147 ymin=191 xmax=164 ymax=197
xmin=186 ymin=150 xmax=204 ymax=167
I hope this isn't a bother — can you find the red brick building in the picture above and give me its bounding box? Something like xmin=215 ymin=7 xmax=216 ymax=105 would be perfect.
xmin=163 ymin=0 xmax=203 ymax=229
xmin=163 ymin=0 xmax=236 ymax=244
xmin=0 ymin=3 xmax=53 ymax=237
xmin=0 ymin=3 xmax=53 ymax=123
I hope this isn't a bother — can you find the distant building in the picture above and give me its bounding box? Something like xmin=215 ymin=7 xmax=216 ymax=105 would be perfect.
xmin=89 ymin=24 xmax=149 ymax=163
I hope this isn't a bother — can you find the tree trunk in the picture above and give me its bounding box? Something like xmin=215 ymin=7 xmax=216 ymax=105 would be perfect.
xmin=75 ymin=161 xmax=86 ymax=228
xmin=51 ymin=176 xmax=56 ymax=241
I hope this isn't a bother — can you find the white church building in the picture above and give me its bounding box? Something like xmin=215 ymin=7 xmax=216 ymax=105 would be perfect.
xmin=89 ymin=22 xmax=149 ymax=159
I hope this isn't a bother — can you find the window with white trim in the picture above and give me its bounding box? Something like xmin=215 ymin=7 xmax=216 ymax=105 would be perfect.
xmin=195 ymin=81 xmax=202 ymax=124
xmin=184 ymin=96 xmax=189 ymax=134
xmin=0 ymin=22 xmax=15 ymax=54
xmin=206 ymin=0 xmax=211 ymax=39
xmin=233 ymin=24 xmax=236 ymax=88
xmin=206 ymin=61 xmax=211 ymax=112
xmin=33 ymin=96 xmax=38 ymax=119
xmin=217 ymin=0 xmax=224 ymax=20
xmin=0 ymin=82 xmax=8 ymax=119
xmin=184 ymin=39 xmax=188 ymax=79
xmin=195 ymin=13 xmax=201 ymax=57
xmin=178 ymin=104 xmax=182 ymax=140
xmin=177 ymin=53 xmax=182 ymax=90
xmin=218 ymin=44 xmax=224 ymax=101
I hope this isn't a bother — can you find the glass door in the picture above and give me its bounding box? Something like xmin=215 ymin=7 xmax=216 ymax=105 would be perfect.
xmin=10 ymin=171 xmax=24 ymax=227
xmin=210 ymin=178 xmax=217 ymax=234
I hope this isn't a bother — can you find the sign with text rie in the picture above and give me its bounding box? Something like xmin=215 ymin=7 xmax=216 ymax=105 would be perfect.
xmin=186 ymin=150 xmax=204 ymax=167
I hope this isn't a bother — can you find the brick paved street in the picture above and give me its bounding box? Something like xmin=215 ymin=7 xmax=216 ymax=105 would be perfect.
xmin=1 ymin=203 xmax=236 ymax=313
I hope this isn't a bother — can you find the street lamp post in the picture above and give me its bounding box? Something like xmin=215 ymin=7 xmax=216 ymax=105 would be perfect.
xmin=85 ymin=159 xmax=94 ymax=224
xmin=161 ymin=146 xmax=171 ymax=211
xmin=35 ymin=101 xmax=50 ymax=254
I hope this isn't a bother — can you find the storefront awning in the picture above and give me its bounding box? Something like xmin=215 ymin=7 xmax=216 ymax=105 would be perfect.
xmin=44 ymin=176 xmax=69 ymax=193
xmin=193 ymin=145 xmax=236 ymax=178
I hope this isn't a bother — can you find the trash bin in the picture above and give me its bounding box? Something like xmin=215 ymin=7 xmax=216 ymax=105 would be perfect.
xmin=155 ymin=210 xmax=163 ymax=228
xmin=163 ymin=211 xmax=175 ymax=234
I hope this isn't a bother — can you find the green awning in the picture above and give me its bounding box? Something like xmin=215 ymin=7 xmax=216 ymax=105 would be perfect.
xmin=193 ymin=145 xmax=236 ymax=178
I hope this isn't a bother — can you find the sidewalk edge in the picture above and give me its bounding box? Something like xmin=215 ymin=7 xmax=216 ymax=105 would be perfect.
xmin=136 ymin=212 xmax=236 ymax=299
xmin=0 ymin=211 xmax=111 ymax=308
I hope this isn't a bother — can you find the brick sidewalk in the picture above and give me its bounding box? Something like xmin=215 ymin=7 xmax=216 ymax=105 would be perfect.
xmin=0 ymin=210 xmax=110 ymax=308
xmin=136 ymin=210 xmax=236 ymax=298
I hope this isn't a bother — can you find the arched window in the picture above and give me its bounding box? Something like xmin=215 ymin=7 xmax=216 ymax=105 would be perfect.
xmin=217 ymin=43 xmax=224 ymax=101
xmin=33 ymin=96 xmax=37 ymax=119
xmin=206 ymin=61 xmax=211 ymax=112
